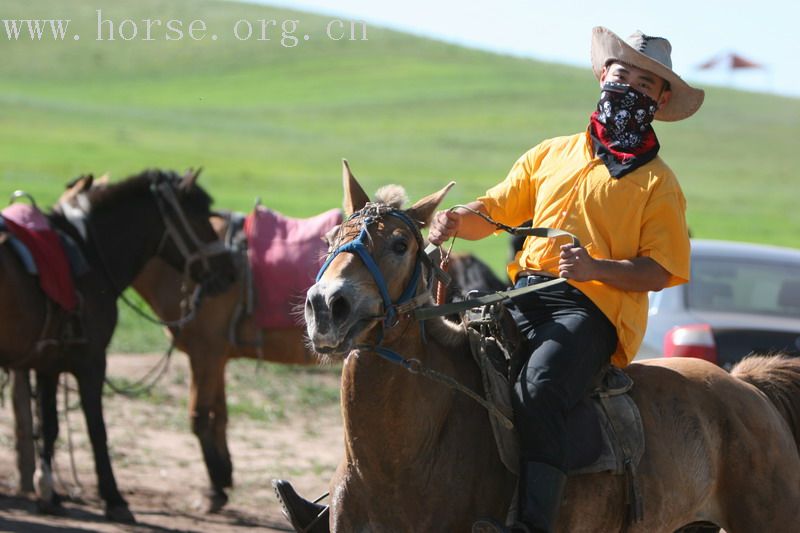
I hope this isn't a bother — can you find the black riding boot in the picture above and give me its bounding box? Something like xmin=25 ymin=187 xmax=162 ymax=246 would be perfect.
xmin=272 ymin=479 xmax=330 ymax=533
xmin=519 ymin=462 xmax=566 ymax=532
xmin=473 ymin=462 xmax=567 ymax=533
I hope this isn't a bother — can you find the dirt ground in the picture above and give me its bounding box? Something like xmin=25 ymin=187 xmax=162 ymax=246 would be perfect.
xmin=0 ymin=353 xmax=343 ymax=532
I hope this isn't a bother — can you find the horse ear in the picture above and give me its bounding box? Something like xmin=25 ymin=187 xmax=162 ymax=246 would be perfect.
xmin=181 ymin=167 xmax=203 ymax=189
xmin=63 ymin=174 xmax=94 ymax=197
xmin=406 ymin=181 xmax=456 ymax=227
xmin=342 ymin=159 xmax=369 ymax=216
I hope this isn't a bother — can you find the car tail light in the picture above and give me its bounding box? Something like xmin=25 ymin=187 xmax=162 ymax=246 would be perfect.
xmin=663 ymin=324 xmax=718 ymax=364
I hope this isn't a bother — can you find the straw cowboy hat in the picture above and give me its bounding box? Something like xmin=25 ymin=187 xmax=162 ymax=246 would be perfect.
xmin=591 ymin=26 xmax=704 ymax=121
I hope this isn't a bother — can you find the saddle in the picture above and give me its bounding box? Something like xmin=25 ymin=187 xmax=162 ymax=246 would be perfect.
xmin=0 ymin=200 xmax=90 ymax=353
xmin=465 ymin=301 xmax=645 ymax=524
xmin=220 ymin=211 xmax=258 ymax=347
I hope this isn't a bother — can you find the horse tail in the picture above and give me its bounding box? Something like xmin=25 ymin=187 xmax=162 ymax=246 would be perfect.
xmin=731 ymin=354 xmax=800 ymax=451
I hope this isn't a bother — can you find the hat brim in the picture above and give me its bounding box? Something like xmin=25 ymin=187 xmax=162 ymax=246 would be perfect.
xmin=591 ymin=27 xmax=704 ymax=121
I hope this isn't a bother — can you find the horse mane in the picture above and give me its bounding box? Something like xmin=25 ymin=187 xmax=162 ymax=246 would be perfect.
xmin=731 ymin=354 xmax=800 ymax=453
xmin=87 ymin=168 xmax=212 ymax=213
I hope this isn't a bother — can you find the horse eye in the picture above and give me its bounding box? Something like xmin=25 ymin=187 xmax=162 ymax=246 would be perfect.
xmin=391 ymin=239 xmax=408 ymax=255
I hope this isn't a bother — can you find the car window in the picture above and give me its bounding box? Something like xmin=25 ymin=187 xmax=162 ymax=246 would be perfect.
xmin=688 ymin=256 xmax=800 ymax=317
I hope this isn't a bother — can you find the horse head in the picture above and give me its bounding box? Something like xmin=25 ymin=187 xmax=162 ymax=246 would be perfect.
xmin=305 ymin=160 xmax=454 ymax=360
xmin=58 ymin=169 xmax=236 ymax=296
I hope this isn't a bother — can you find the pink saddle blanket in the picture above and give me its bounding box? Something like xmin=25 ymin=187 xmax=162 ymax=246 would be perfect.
xmin=245 ymin=206 xmax=342 ymax=329
xmin=1 ymin=203 xmax=77 ymax=312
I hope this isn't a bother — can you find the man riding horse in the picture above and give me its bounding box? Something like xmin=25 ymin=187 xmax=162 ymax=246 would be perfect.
xmin=275 ymin=26 xmax=704 ymax=533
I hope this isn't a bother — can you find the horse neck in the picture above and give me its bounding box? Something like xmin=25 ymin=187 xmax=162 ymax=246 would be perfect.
xmin=340 ymin=317 xmax=492 ymax=478
xmin=87 ymin=195 xmax=164 ymax=293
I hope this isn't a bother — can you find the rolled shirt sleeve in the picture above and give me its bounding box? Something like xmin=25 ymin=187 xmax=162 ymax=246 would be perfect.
xmin=638 ymin=188 xmax=691 ymax=287
xmin=478 ymin=149 xmax=537 ymax=229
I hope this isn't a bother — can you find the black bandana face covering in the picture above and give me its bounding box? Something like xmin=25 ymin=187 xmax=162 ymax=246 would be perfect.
xmin=595 ymin=82 xmax=658 ymax=149
xmin=589 ymin=82 xmax=661 ymax=178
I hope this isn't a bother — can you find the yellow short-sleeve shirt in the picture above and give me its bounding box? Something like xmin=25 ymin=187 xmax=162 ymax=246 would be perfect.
xmin=478 ymin=131 xmax=690 ymax=367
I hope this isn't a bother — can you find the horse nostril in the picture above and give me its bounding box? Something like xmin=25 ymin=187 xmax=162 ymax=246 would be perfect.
xmin=330 ymin=295 xmax=350 ymax=324
xmin=306 ymin=292 xmax=331 ymax=334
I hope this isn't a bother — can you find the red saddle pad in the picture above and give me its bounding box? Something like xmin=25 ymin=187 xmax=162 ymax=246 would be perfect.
xmin=2 ymin=203 xmax=77 ymax=312
xmin=245 ymin=207 xmax=342 ymax=329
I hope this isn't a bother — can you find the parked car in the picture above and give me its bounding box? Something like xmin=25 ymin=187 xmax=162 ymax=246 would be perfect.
xmin=637 ymin=239 xmax=800 ymax=369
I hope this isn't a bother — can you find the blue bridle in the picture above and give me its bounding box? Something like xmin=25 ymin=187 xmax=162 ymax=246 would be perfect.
xmin=316 ymin=206 xmax=425 ymax=330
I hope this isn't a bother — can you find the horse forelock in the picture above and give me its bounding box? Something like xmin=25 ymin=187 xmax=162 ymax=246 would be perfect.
xmin=373 ymin=185 xmax=407 ymax=209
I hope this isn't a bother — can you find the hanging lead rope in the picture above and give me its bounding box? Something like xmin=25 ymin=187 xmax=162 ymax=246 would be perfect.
xmin=103 ymin=339 xmax=177 ymax=398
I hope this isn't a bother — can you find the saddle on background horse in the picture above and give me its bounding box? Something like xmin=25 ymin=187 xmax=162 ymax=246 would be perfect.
xmin=216 ymin=207 xmax=343 ymax=350
xmin=465 ymin=302 xmax=645 ymax=525
xmin=243 ymin=205 xmax=342 ymax=330
xmin=0 ymin=198 xmax=89 ymax=352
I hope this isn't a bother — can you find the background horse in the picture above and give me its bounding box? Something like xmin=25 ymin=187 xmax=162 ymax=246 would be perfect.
xmin=1 ymin=169 xmax=235 ymax=522
xmin=302 ymin=162 xmax=800 ymax=531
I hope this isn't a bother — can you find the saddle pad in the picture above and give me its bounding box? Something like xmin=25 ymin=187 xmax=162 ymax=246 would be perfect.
xmin=245 ymin=207 xmax=342 ymax=329
xmin=1 ymin=204 xmax=77 ymax=312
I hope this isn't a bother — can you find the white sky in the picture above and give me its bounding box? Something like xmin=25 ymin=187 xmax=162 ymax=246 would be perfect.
xmin=251 ymin=0 xmax=800 ymax=98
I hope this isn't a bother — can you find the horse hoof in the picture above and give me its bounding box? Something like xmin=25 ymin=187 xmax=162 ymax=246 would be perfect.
xmin=105 ymin=504 xmax=136 ymax=523
xmin=205 ymin=490 xmax=229 ymax=514
xmin=36 ymin=497 xmax=65 ymax=516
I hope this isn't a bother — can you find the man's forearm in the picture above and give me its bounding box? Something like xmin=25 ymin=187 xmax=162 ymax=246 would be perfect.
xmin=448 ymin=201 xmax=497 ymax=240
xmin=591 ymin=256 xmax=671 ymax=292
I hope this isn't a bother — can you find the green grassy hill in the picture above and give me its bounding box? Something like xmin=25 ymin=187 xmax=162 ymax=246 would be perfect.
xmin=2 ymin=0 xmax=799 ymax=351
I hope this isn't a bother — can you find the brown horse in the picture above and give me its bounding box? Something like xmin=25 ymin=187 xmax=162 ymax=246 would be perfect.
xmin=131 ymin=229 xmax=318 ymax=513
xmin=302 ymin=162 xmax=800 ymax=532
xmin=1 ymin=169 xmax=235 ymax=522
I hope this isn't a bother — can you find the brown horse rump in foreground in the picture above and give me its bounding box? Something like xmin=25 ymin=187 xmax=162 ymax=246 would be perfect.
xmin=301 ymin=161 xmax=800 ymax=532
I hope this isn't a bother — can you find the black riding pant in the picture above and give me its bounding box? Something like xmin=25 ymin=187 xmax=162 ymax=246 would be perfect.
xmin=507 ymin=275 xmax=618 ymax=473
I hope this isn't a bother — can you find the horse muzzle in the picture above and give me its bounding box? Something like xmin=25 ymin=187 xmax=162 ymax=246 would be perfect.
xmin=305 ymin=281 xmax=373 ymax=355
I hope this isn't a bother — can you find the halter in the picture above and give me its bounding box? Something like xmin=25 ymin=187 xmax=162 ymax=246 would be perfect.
xmin=316 ymin=204 xmax=430 ymax=333
xmin=150 ymin=179 xmax=229 ymax=280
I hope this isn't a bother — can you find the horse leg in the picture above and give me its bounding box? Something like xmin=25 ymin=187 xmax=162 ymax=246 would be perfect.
xmin=210 ymin=371 xmax=233 ymax=508
xmin=12 ymin=369 xmax=36 ymax=494
xmin=74 ymin=365 xmax=135 ymax=523
xmin=329 ymin=460 xmax=368 ymax=532
xmin=34 ymin=370 xmax=61 ymax=513
xmin=188 ymin=351 xmax=231 ymax=513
